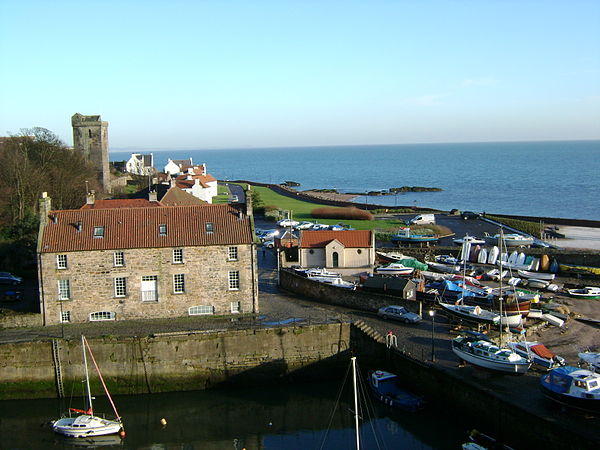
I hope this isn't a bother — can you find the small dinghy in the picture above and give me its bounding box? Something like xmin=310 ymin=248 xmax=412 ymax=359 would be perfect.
xmin=368 ymin=370 xmax=425 ymax=412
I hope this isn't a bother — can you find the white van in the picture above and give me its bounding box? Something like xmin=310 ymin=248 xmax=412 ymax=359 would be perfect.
xmin=408 ymin=214 xmax=435 ymax=225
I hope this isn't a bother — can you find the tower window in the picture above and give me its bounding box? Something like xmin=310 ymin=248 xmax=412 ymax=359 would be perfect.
xmin=88 ymin=129 xmax=92 ymax=138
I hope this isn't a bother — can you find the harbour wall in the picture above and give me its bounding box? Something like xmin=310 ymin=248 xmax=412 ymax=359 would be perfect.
xmin=0 ymin=323 xmax=350 ymax=400
xmin=279 ymin=269 xmax=421 ymax=313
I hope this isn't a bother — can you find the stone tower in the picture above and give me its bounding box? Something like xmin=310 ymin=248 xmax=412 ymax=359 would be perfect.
xmin=71 ymin=113 xmax=111 ymax=192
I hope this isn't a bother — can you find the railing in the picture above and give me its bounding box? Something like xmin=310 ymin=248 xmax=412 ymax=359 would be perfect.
xmin=141 ymin=290 xmax=158 ymax=302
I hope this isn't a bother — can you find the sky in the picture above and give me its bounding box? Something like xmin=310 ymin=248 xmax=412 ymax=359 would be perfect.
xmin=1 ymin=0 xmax=599 ymax=150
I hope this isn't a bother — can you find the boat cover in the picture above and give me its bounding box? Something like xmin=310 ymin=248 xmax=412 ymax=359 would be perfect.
xmin=397 ymin=258 xmax=428 ymax=271
xmin=544 ymin=366 xmax=579 ymax=393
xmin=531 ymin=344 xmax=555 ymax=359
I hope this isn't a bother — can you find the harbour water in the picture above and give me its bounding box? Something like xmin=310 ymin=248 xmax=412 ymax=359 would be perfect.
xmin=1 ymin=379 xmax=472 ymax=449
xmin=111 ymin=140 xmax=600 ymax=220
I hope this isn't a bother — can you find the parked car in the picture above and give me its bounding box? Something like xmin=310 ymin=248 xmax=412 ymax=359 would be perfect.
xmin=294 ymin=221 xmax=314 ymax=230
xmin=310 ymin=223 xmax=330 ymax=230
xmin=278 ymin=219 xmax=300 ymax=228
xmin=377 ymin=305 xmax=422 ymax=324
xmin=461 ymin=211 xmax=481 ymax=220
xmin=257 ymin=229 xmax=279 ymax=241
xmin=0 ymin=290 xmax=21 ymax=302
xmin=328 ymin=224 xmax=345 ymax=231
xmin=262 ymin=239 xmax=275 ymax=248
xmin=0 ymin=272 xmax=22 ymax=285
xmin=408 ymin=214 xmax=435 ymax=225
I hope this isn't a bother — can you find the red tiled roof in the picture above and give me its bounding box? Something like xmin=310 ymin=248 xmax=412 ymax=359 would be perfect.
xmin=160 ymin=187 xmax=206 ymax=206
xmin=40 ymin=204 xmax=252 ymax=253
xmin=299 ymin=230 xmax=372 ymax=248
xmin=81 ymin=199 xmax=163 ymax=209
xmin=175 ymin=173 xmax=216 ymax=189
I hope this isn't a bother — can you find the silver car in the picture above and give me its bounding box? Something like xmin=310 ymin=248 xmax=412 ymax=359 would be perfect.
xmin=377 ymin=305 xmax=422 ymax=324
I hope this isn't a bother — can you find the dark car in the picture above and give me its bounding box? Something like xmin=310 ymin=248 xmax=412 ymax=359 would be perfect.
xmin=461 ymin=211 xmax=481 ymax=220
xmin=0 ymin=290 xmax=21 ymax=302
xmin=0 ymin=272 xmax=22 ymax=285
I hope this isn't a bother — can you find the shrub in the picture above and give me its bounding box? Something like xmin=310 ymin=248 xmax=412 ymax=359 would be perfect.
xmin=263 ymin=205 xmax=279 ymax=213
xmin=311 ymin=207 xmax=373 ymax=221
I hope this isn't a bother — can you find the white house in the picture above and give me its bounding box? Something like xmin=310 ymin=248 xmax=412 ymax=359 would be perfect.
xmin=126 ymin=153 xmax=154 ymax=176
xmin=174 ymin=164 xmax=218 ymax=204
xmin=164 ymin=158 xmax=193 ymax=176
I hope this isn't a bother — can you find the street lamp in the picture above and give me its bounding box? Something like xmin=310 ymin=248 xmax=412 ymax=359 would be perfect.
xmin=429 ymin=310 xmax=436 ymax=362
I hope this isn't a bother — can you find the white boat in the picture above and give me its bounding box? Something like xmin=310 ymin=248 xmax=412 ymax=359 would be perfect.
xmin=567 ymin=287 xmax=600 ymax=299
xmin=499 ymin=311 xmax=523 ymax=327
xmin=485 ymin=268 xmax=508 ymax=281
xmin=303 ymin=267 xmax=341 ymax=279
xmin=453 ymin=235 xmax=485 ymax=246
xmin=52 ymin=336 xmax=124 ymax=438
xmin=524 ymin=278 xmax=550 ymax=289
xmin=439 ymin=302 xmax=500 ymax=325
xmin=452 ymin=332 xmax=530 ymax=374
xmin=310 ymin=276 xmax=356 ymax=289
xmin=487 ymin=246 xmax=499 ymax=265
xmin=374 ymin=263 xmax=414 ymax=276
xmin=427 ymin=261 xmax=461 ymax=274
xmin=541 ymin=313 xmax=564 ymax=327
xmin=541 ymin=367 xmax=600 ymax=413
xmin=484 ymin=233 xmax=535 ymax=247
xmin=507 ymin=341 xmax=565 ymax=370
xmin=477 ymin=248 xmax=488 ymax=264
xmin=516 ymin=270 xmax=555 ymax=281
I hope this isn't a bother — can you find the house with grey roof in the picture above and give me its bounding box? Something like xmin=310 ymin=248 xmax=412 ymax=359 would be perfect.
xmin=37 ymin=194 xmax=258 ymax=325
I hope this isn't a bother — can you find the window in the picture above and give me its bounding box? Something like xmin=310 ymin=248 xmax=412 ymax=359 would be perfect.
xmin=141 ymin=275 xmax=158 ymax=302
xmin=173 ymin=248 xmax=183 ymax=264
xmin=60 ymin=311 xmax=71 ymax=323
xmin=173 ymin=274 xmax=185 ymax=293
xmin=56 ymin=254 xmax=68 ymax=269
xmin=357 ymin=249 xmax=362 ymax=254
xmin=90 ymin=311 xmax=116 ymax=321
xmin=93 ymin=226 xmax=105 ymax=238
xmin=114 ymin=251 xmax=125 ymax=267
xmin=228 ymin=246 xmax=238 ymax=261
xmin=189 ymin=305 xmax=214 ymax=316
xmin=205 ymin=222 xmax=214 ymax=234
xmin=230 ymin=301 xmax=241 ymax=313
xmin=88 ymin=129 xmax=92 ymax=138
xmin=58 ymin=280 xmax=70 ymax=300
xmin=228 ymin=271 xmax=240 ymax=290
xmin=114 ymin=277 xmax=127 ymax=297
xmin=159 ymin=224 xmax=167 ymax=236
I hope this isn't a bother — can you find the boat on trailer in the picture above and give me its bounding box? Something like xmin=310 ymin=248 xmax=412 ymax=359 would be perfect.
xmin=507 ymin=341 xmax=565 ymax=370
xmin=452 ymin=332 xmax=530 ymax=374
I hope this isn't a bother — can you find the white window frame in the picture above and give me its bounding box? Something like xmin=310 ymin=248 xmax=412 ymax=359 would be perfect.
xmin=58 ymin=280 xmax=71 ymax=300
xmin=60 ymin=311 xmax=71 ymax=323
xmin=56 ymin=254 xmax=68 ymax=269
xmin=189 ymin=305 xmax=214 ymax=316
xmin=230 ymin=301 xmax=241 ymax=313
xmin=228 ymin=271 xmax=240 ymax=290
xmin=173 ymin=248 xmax=183 ymax=264
xmin=228 ymin=246 xmax=238 ymax=261
xmin=114 ymin=277 xmax=127 ymax=297
xmin=141 ymin=275 xmax=158 ymax=302
xmin=114 ymin=251 xmax=125 ymax=267
xmin=173 ymin=273 xmax=185 ymax=294
xmin=89 ymin=311 xmax=116 ymax=321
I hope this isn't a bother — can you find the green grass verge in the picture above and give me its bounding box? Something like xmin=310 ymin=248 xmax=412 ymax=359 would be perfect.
xmin=486 ymin=215 xmax=543 ymax=238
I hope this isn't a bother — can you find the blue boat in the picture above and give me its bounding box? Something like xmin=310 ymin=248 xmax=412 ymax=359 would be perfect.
xmin=368 ymin=370 xmax=425 ymax=412
xmin=540 ymin=366 xmax=600 ymax=414
xmin=391 ymin=227 xmax=438 ymax=246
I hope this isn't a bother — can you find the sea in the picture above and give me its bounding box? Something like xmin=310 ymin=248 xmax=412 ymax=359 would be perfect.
xmin=111 ymin=140 xmax=600 ymax=220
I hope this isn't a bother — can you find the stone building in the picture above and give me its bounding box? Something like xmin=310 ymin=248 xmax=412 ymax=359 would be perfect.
xmin=71 ymin=113 xmax=111 ymax=192
xmin=279 ymin=230 xmax=374 ymax=270
xmin=37 ymin=195 xmax=258 ymax=326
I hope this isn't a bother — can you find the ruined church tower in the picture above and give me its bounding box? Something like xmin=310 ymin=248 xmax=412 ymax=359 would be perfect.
xmin=71 ymin=113 xmax=111 ymax=192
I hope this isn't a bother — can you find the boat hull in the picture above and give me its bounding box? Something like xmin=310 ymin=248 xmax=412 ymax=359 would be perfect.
xmin=52 ymin=415 xmax=122 ymax=438
xmin=540 ymin=383 xmax=600 ymax=413
xmin=452 ymin=345 xmax=529 ymax=374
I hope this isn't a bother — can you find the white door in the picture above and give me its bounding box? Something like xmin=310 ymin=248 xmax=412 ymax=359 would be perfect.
xmin=141 ymin=276 xmax=158 ymax=301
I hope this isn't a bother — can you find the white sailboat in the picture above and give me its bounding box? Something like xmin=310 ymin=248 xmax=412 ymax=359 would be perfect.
xmin=51 ymin=336 xmax=125 ymax=438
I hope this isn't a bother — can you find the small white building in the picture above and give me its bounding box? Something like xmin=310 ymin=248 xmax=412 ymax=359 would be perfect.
xmin=126 ymin=153 xmax=154 ymax=176
xmin=164 ymin=158 xmax=194 ymax=176
xmin=174 ymin=164 xmax=218 ymax=204
xmin=297 ymin=230 xmax=375 ymax=269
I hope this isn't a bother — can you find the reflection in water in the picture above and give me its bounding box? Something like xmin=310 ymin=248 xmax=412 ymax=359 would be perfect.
xmin=0 ymin=380 xmax=467 ymax=449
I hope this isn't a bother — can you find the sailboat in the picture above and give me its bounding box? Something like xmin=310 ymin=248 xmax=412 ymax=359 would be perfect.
xmin=452 ymin=229 xmax=531 ymax=374
xmin=51 ymin=335 xmax=125 ymax=438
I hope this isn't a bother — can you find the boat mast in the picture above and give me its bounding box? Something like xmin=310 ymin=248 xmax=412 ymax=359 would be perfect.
xmin=81 ymin=335 xmax=94 ymax=415
xmin=351 ymin=357 xmax=360 ymax=450
xmin=499 ymin=229 xmax=504 ymax=348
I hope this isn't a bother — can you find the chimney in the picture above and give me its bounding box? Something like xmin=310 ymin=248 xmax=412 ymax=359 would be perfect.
xmin=245 ymin=185 xmax=253 ymax=218
xmin=86 ymin=190 xmax=95 ymax=205
xmin=201 ymin=163 xmax=207 ymax=175
xmin=39 ymin=192 xmax=52 ymax=222
xmin=149 ymin=191 xmax=158 ymax=202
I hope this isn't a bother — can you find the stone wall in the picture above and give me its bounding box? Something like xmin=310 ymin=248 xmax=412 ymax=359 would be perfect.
xmin=279 ymin=269 xmax=420 ymax=313
xmin=39 ymin=243 xmax=258 ymax=325
xmin=0 ymin=323 xmax=350 ymax=400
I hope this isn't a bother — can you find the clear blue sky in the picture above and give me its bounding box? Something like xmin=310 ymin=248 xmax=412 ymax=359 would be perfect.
xmin=1 ymin=0 xmax=599 ymax=149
